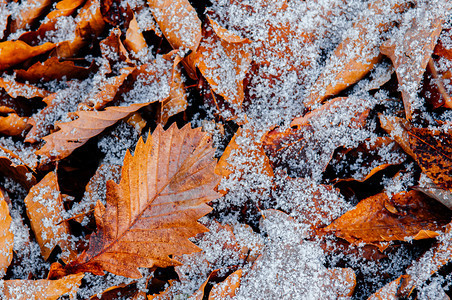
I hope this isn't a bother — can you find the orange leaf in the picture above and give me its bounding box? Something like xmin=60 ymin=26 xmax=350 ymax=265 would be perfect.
xmin=325 ymin=191 xmax=451 ymax=247
xmin=378 ymin=114 xmax=415 ymax=158
xmin=0 ymin=41 xmax=55 ymax=71
xmin=65 ymin=124 xmax=221 ymax=278
xmin=0 ymin=113 xmax=31 ymax=136
xmin=208 ymin=269 xmax=242 ymax=299
xmin=0 ymin=189 xmax=14 ymax=277
xmin=36 ymin=102 xmax=151 ymax=161
xmin=0 ymin=77 xmax=51 ymax=99
xmin=15 ymin=57 xmax=95 ymax=83
xmin=1 ymin=273 xmax=84 ymax=300
xmin=380 ymin=2 xmax=448 ymax=119
xmin=24 ymin=172 xmax=77 ymax=262
xmin=408 ymin=126 xmax=452 ymax=190
xmin=9 ymin=0 xmax=53 ymax=33
xmin=305 ymin=0 xmax=408 ymax=108
xmin=148 ymin=0 xmax=201 ymax=52
xmin=0 ymin=142 xmax=37 ymax=189
xmin=196 ymin=17 xmax=252 ymax=111
xmin=124 ymin=14 xmax=148 ymax=54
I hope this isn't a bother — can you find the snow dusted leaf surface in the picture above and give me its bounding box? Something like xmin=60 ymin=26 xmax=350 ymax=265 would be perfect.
xmin=0 ymin=189 xmax=13 ymax=278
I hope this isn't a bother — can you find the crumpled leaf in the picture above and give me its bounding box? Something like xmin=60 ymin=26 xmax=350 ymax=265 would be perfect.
xmin=378 ymin=114 xmax=415 ymax=158
xmin=306 ymin=0 xmax=407 ymax=108
xmin=60 ymin=124 xmax=221 ymax=278
xmin=24 ymin=172 xmax=77 ymax=262
xmin=414 ymin=174 xmax=452 ymax=210
xmin=36 ymin=102 xmax=151 ymax=161
xmin=0 ymin=113 xmax=31 ymax=136
xmin=0 ymin=41 xmax=55 ymax=71
xmin=408 ymin=126 xmax=452 ymax=190
xmin=15 ymin=57 xmax=95 ymax=83
xmin=0 ymin=188 xmax=14 ymax=277
xmin=195 ymin=17 xmax=252 ymax=111
xmin=0 ymin=273 xmax=84 ymax=300
xmin=0 ymin=143 xmax=37 ymax=189
xmin=124 ymin=13 xmax=147 ymax=54
xmin=0 ymin=77 xmax=51 ymax=99
xmin=325 ymin=191 xmax=451 ymax=248
xmin=55 ymin=0 xmax=105 ymax=58
xmin=380 ymin=1 xmax=449 ymax=119
xmin=208 ymin=269 xmax=242 ymax=300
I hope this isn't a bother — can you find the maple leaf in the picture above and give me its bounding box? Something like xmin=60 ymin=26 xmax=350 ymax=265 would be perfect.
xmin=61 ymin=124 xmax=221 ymax=278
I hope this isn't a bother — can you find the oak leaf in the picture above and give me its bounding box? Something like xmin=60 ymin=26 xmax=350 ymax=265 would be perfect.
xmin=62 ymin=124 xmax=221 ymax=278
xmin=0 ymin=273 xmax=84 ymax=300
xmin=325 ymin=191 xmax=451 ymax=248
xmin=0 ymin=189 xmax=14 ymax=277
xmin=24 ymin=172 xmax=77 ymax=262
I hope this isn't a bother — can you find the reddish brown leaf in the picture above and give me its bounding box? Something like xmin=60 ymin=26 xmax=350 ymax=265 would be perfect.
xmin=36 ymin=102 xmax=151 ymax=161
xmin=379 ymin=113 xmax=416 ymax=158
xmin=0 ymin=142 xmax=37 ymax=189
xmin=208 ymin=269 xmax=242 ymax=300
xmin=0 ymin=77 xmax=51 ymax=99
xmin=1 ymin=273 xmax=84 ymax=300
xmin=380 ymin=3 xmax=448 ymax=119
xmin=15 ymin=57 xmax=95 ymax=83
xmin=124 ymin=14 xmax=147 ymax=54
xmin=64 ymin=124 xmax=221 ymax=278
xmin=0 ymin=41 xmax=55 ymax=71
xmin=0 ymin=188 xmax=14 ymax=277
xmin=408 ymin=126 xmax=452 ymax=190
xmin=9 ymin=0 xmax=53 ymax=33
xmin=24 ymin=172 xmax=77 ymax=262
xmin=325 ymin=191 xmax=451 ymax=247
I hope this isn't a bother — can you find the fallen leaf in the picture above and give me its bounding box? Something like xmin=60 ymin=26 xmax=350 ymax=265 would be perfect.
xmin=24 ymin=172 xmax=77 ymax=262
xmin=15 ymin=57 xmax=95 ymax=83
xmin=62 ymin=124 xmax=221 ymax=278
xmin=196 ymin=17 xmax=252 ymax=111
xmin=9 ymin=0 xmax=53 ymax=33
xmin=408 ymin=126 xmax=452 ymax=190
xmin=325 ymin=191 xmax=451 ymax=247
xmin=36 ymin=102 xmax=151 ymax=161
xmin=55 ymin=0 xmax=105 ymax=58
xmin=124 ymin=13 xmax=147 ymax=54
xmin=0 ymin=41 xmax=55 ymax=71
xmin=0 ymin=77 xmax=51 ymax=99
xmin=380 ymin=2 xmax=449 ymax=119
xmin=208 ymin=269 xmax=242 ymax=299
xmin=378 ymin=114 xmax=415 ymax=158
xmin=1 ymin=273 xmax=84 ymax=300
xmin=414 ymin=174 xmax=452 ymax=210
xmin=0 ymin=113 xmax=31 ymax=136
xmin=0 ymin=143 xmax=37 ymax=189
xmin=0 ymin=188 xmax=14 ymax=277
xmin=148 ymin=0 xmax=201 ymax=52
xmin=306 ymin=0 xmax=408 ymax=108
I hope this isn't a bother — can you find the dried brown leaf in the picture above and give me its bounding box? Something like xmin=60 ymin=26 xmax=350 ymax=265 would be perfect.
xmin=0 ymin=114 xmax=31 ymax=136
xmin=124 ymin=14 xmax=148 ymax=54
xmin=9 ymin=0 xmax=53 ymax=33
xmin=325 ymin=191 xmax=451 ymax=247
xmin=62 ymin=124 xmax=221 ymax=278
xmin=208 ymin=269 xmax=242 ymax=299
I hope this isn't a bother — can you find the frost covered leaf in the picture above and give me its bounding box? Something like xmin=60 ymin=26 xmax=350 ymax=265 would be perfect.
xmin=9 ymin=0 xmax=53 ymax=33
xmin=408 ymin=126 xmax=452 ymax=190
xmin=55 ymin=0 xmax=105 ymax=58
xmin=24 ymin=172 xmax=77 ymax=262
xmin=0 ymin=273 xmax=84 ymax=300
xmin=62 ymin=124 xmax=221 ymax=278
xmin=0 ymin=77 xmax=51 ymax=99
xmin=0 ymin=189 xmax=14 ymax=278
xmin=208 ymin=269 xmax=242 ymax=299
xmin=195 ymin=17 xmax=252 ymax=111
xmin=0 ymin=144 xmax=37 ymax=189
xmin=124 ymin=13 xmax=148 ymax=54
xmin=36 ymin=102 xmax=151 ymax=161
xmin=325 ymin=191 xmax=451 ymax=248
xmin=148 ymin=0 xmax=201 ymax=52
xmin=15 ymin=57 xmax=94 ymax=83
xmin=306 ymin=0 xmax=407 ymax=108
xmin=378 ymin=114 xmax=415 ymax=158
xmin=380 ymin=1 xmax=449 ymax=120
xmin=0 ymin=114 xmax=30 ymax=136
xmin=0 ymin=41 xmax=55 ymax=71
